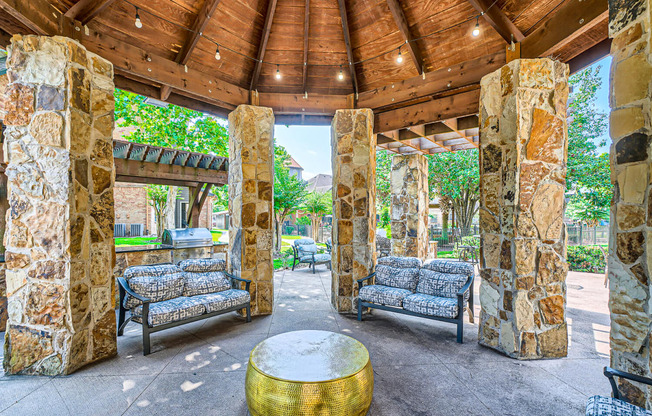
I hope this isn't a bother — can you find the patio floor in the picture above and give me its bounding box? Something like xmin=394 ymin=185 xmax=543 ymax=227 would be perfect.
xmin=0 ymin=266 xmax=610 ymax=415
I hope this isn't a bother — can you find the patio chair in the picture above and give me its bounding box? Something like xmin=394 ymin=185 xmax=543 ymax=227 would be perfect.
xmin=291 ymin=238 xmax=331 ymax=274
xmin=586 ymin=367 xmax=652 ymax=415
xmin=376 ymin=235 xmax=391 ymax=258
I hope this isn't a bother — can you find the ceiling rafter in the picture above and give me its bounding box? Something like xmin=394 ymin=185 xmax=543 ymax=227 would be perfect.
xmin=64 ymin=0 xmax=116 ymax=25
xmin=386 ymin=0 xmax=423 ymax=74
xmin=466 ymin=0 xmax=524 ymax=43
xmin=249 ymin=0 xmax=278 ymax=91
xmin=302 ymin=0 xmax=310 ymax=94
xmin=337 ymin=0 xmax=358 ymax=95
xmin=176 ymin=0 xmax=222 ymax=65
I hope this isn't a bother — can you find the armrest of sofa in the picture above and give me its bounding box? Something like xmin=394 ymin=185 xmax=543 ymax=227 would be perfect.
xmin=225 ymin=272 xmax=251 ymax=292
xmin=456 ymin=272 xmax=475 ymax=310
xmin=604 ymin=366 xmax=652 ymax=401
xmin=117 ymin=276 xmax=151 ymax=305
xmin=357 ymin=272 xmax=376 ymax=289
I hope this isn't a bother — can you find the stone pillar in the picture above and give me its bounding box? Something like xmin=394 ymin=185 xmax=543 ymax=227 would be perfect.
xmin=228 ymin=105 xmax=274 ymax=316
xmin=608 ymin=0 xmax=652 ymax=407
xmin=331 ymin=109 xmax=376 ymax=313
xmin=3 ymin=35 xmax=117 ymax=375
xmin=478 ymin=58 xmax=569 ymax=359
xmin=390 ymin=154 xmax=429 ymax=259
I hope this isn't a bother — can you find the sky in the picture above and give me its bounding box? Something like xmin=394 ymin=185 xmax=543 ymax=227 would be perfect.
xmin=273 ymin=56 xmax=613 ymax=180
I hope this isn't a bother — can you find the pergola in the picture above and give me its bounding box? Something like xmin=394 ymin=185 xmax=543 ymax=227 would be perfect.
xmin=4 ymin=1 xmax=652 ymax=410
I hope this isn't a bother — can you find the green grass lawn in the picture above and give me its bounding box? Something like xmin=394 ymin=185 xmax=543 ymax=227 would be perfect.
xmin=114 ymin=237 xmax=160 ymax=247
xmin=211 ymin=230 xmax=223 ymax=242
xmin=437 ymin=250 xmax=457 ymax=259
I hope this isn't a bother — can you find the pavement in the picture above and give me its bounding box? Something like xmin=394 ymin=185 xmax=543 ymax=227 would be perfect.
xmin=0 ymin=268 xmax=610 ymax=415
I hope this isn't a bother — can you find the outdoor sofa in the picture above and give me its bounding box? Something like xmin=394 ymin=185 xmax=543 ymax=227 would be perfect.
xmin=117 ymin=258 xmax=251 ymax=355
xmin=586 ymin=367 xmax=652 ymax=415
xmin=291 ymin=238 xmax=331 ymax=273
xmin=357 ymin=256 xmax=474 ymax=343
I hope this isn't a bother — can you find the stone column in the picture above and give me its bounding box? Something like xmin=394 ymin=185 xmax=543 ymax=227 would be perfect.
xmin=331 ymin=109 xmax=376 ymax=313
xmin=3 ymin=35 xmax=117 ymax=375
xmin=608 ymin=0 xmax=652 ymax=407
xmin=390 ymin=154 xmax=429 ymax=259
xmin=228 ymin=105 xmax=274 ymax=316
xmin=478 ymin=58 xmax=569 ymax=359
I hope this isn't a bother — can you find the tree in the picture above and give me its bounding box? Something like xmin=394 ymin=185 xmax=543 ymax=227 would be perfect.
xmin=273 ymin=145 xmax=307 ymax=252
xmin=428 ymin=150 xmax=479 ymax=234
xmin=146 ymin=185 xmax=169 ymax=239
xmin=302 ymin=191 xmax=332 ymax=242
xmin=375 ymin=150 xmax=392 ymax=209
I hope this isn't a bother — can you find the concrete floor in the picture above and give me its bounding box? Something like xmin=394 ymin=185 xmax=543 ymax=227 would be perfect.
xmin=0 ymin=266 xmax=610 ymax=415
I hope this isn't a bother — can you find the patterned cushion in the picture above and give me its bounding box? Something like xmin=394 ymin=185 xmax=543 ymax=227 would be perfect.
xmin=403 ymin=293 xmax=459 ymax=319
xmin=586 ymin=395 xmax=652 ymax=416
xmin=416 ymin=269 xmax=469 ymax=298
xmin=375 ymin=256 xmax=422 ymax=291
xmin=299 ymin=253 xmax=331 ymax=263
xmin=359 ymin=285 xmax=413 ymax=307
xmin=423 ymin=260 xmax=474 ymax=278
xmin=178 ymin=258 xmax=226 ymax=273
xmin=182 ymin=271 xmax=231 ymax=296
xmin=192 ymin=289 xmax=251 ymax=313
xmin=123 ymin=264 xmax=184 ymax=309
xmin=132 ymin=296 xmax=205 ymax=327
xmin=295 ymin=238 xmax=319 ymax=255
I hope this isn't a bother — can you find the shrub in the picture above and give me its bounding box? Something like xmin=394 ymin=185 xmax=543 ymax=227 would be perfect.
xmin=296 ymin=216 xmax=311 ymax=225
xmin=567 ymin=245 xmax=606 ymax=273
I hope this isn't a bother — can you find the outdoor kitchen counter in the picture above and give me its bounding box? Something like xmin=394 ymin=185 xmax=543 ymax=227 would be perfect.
xmin=114 ymin=242 xmax=227 ymax=254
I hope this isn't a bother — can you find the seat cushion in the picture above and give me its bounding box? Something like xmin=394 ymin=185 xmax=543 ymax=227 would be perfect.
xmin=132 ymin=296 xmax=205 ymax=327
xmin=403 ymin=293 xmax=459 ymax=319
xmin=586 ymin=395 xmax=652 ymax=416
xmin=416 ymin=269 xmax=469 ymax=298
xmin=300 ymin=253 xmax=331 ymax=263
xmin=359 ymin=285 xmax=413 ymax=308
xmin=182 ymin=271 xmax=231 ymax=296
xmin=178 ymin=258 xmax=226 ymax=273
xmin=375 ymin=256 xmax=422 ymax=291
xmin=192 ymin=289 xmax=251 ymax=313
xmin=123 ymin=264 xmax=183 ymax=309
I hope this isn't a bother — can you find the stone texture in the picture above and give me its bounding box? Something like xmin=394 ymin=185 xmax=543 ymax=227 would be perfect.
xmin=478 ymin=58 xmax=569 ymax=359
xmin=228 ymin=105 xmax=274 ymax=316
xmin=331 ymin=109 xmax=376 ymax=313
xmin=390 ymin=154 xmax=428 ymax=259
xmin=3 ymin=36 xmax=116 ymax=376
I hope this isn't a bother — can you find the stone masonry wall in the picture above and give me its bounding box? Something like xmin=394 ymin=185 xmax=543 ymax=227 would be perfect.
xmin=608 ymin=0 xmax=652 ymax=407
xmin=478 ymin=58 xmax=569 ymax=359
xmin=331 ymin=109 xmax=376 ymax=313
xmin=3 ymin=35 xmax=116 ymax=375
xmin=390 ymin=153 xmax=429 ymax=260
xmin=228 ymin=105 xmax=274 ymax=316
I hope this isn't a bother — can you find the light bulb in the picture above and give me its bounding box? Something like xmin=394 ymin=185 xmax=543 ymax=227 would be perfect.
xmin=472 ymin=18 xmax=480 ymax=37
xmin=215 ymin=46 xmax=221 ymax=60
xmin=135 ymin=12 xmax=142 ymax=29
xmin=396 ymin=49 xmax=403 ymax=63
xmin=338 ymin=66 xmax=344 ymax=80
xmin=275 ymin=65 xmax=281 ymax=80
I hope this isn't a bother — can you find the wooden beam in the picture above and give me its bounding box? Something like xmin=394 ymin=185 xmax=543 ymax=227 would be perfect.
xmin=176 ymin=0 xmax=221 ymax=65
xmin=258 ymin=92 xmax=346 ymax=115
xmin=520 ymin=0 xmax=608 ymax=59
xmin=443 ymin=119 xmax=478 ymax=148
xmin=160 ymin=85 xmax=172 ymax=101
xmin=568 ymin=38 xmax=611 ymax=74
xmin=337 ymin=0 xmax=358 ymax=94
xmin=64 ymin=0 xmax=116 ymax=25
xmin=250 ymin=0 xmax=278 ymax=91
xmin=0 ymin=0 xmax=55 ymax=35
xmin=357 ymin=51 xmax=504 ymax=110
xmin=302 ymin=0 xmax=310 ymax=93
xmin=374 ymin=88 xmax=480 ymax=133
xmin=466 ymin=0 xmax=524 ymax=43
xmin=386 ymin=0 xmax=423 ymax=74
xmin=115 ymin=159 xmax=227 ymax=187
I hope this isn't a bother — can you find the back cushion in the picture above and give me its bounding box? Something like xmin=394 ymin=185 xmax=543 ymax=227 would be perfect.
xmin=375 ymin=256 xmax=422 ymax=291
xmin=123 ymin=264 xmax=183 ymax=309
xmin=416 ymin=269 xmax=468 ymax=298
xmin=182 ymin=271 xmax=231 ymax=297
xmin=295 ymin=238 xmax=318 ymax=255
xmin=422 ymin=260 xmax=474 ymax=279
xmin=178 ymin=258 xmax=226 ymax=273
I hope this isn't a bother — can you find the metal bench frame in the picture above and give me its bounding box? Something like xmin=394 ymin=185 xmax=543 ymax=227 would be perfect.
xmin=117 ymin=272 xmax=251 ymax=355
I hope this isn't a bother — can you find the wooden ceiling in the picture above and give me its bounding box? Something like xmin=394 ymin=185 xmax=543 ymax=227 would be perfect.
xmin=0 ymin=0 xmax=610 ymax=154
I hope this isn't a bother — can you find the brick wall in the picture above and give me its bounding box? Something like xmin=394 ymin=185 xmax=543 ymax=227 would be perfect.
xmin=114 ymin=183 xmax=150 ymax=233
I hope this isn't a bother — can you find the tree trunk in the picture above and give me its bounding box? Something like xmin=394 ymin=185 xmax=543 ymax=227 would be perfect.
xmin=442 ymin=210 xmax=449 ymax=239
xmin=274 ymin=212 xmax=286 ymax=254
xmin=311 ymin=215 xmax=319 ymax=242
xmin=164 ymin=186 xmax=178 ymax=230
xmin=155 ymin=210 xmax=165 ymax=240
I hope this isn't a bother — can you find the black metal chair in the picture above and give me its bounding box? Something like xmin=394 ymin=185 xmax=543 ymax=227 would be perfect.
xmin=291 ymin=238 xmax=331 ymax=274
xmin=586 ymin=367 xmax=652 ymax=415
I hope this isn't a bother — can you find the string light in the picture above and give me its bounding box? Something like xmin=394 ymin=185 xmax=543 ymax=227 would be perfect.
xmin=472 ymin=16 xmax=480 ymax=37
xmin=396 ymin=46 xmax=403 ymax=63
xmin=214 ymin=45 xmax=221 ymax=60
xmin=338 ymin=65 xmax=344 ymax=80
xmin=134 ymin=7 xmax=142 ymax=29
xmin=275 ymin=65 xmax=281 ymax=80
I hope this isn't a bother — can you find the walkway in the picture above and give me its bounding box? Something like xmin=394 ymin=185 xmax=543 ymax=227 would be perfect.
xmin=0 ymin=268 xmax=610 ymax=415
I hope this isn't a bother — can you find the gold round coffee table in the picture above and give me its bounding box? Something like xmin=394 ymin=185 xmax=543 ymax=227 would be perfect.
xmin=245 ymin=330 xmax=373 ymax=416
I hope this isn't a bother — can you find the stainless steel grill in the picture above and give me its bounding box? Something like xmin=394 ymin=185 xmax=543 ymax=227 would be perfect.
xmin=161 ymin=228 xmax=213 ymax=249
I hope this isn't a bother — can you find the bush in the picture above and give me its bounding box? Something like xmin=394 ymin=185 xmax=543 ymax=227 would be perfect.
xmin=453 ymin=235 xmax=480 ymax=259
xmin=284 ymin=225 xmax=295 ymax=235
xmin=296 ymin=216 xmax=311 ymax=225
xmin=567 ymin=245 xmax=606 ymax=273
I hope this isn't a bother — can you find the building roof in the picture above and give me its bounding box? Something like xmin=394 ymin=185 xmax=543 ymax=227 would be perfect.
xmin=288 ymin=156 xmax=303 ymax=170
xmin=306 ymin=174 xmax=332 ymax=193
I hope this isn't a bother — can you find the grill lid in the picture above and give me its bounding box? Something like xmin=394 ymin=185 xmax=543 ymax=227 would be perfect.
xmin=161 ymin=228 xmax=213 ymax=248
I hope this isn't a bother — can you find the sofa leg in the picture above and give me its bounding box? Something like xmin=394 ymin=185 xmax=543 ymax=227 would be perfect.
xmin=118 ymin=316 xmax=131 ymax=337
xmin=246 ymin=305 xmax=251 ymax=323
xmin=143 ymin=326 xmax=151 ymax=356
xmin=117 ymin=307 xmax=126 ymax=336
xmin=292 ymin=259 xmax=296 ymax=271
xmin=357 ymin=302 xmax=363 ymax=321
xmin=457 ymin=318 xmax=463 ymax=344
xmin=312 ymin=263 xmax=316 ymax=274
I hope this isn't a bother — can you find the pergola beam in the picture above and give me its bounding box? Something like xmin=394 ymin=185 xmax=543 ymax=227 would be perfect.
xmin=64 ymin=0 xmax=116 ymax=25
xmin=337 ymin=0 xmax=358 ymax=94
xmin=249 ymin=0 xmax=278 ymax=91
xmin=466 ymin=0 xmax=524 ymax=43
xmin=386 ymin=0 xmax=423 ymax=74
xmin=568 ymin=38 xmax=611 ymax=74
xmin=302 ymin=0 xmax=310 ymax=93
xmin=176 ymin=0 xmax=221 ymax=65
